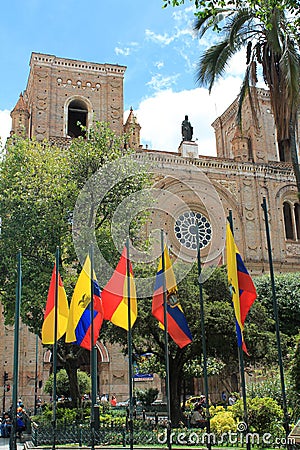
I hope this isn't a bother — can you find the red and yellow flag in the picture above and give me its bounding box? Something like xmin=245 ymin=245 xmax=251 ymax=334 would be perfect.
xmin=42 ymin=264 xmax=69 ymax=344
xmin=101 ymin=247 xmax=137 ymax=330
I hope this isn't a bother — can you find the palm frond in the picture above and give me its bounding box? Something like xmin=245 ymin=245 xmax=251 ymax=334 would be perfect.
xmin=265 ymin=8 xmax=285 ymax=54
xmin=279 ymin=36 xmax=300 ymax=115
xmin=196 ymin=39 xmax=237 ymax=92
xmin=237 ymin=66 xmax=250 ymax=129
xmin=194 ymin=9 xmax=232 ymax=38
xmin=225 ymin=8 xmax=255 ymax=47
xmin=262 ymin=31 xmax=300 ymax=142
xmin=237 ymin=65 xmax=260 ymax=131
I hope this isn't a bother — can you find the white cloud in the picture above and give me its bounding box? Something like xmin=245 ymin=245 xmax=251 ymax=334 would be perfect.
xmin=146 ymin=73 xmax=180 ymax=91
xmin=145 ymin=26 xmax=193 ymax=46
xmin=131 ymin=76 xmax=242 ymax=156
xmin=227 ymin=51 xmax=247 ymax=76
xmin=115 ymin=47 xmax=131 ymax=56
xmin=154 ymin=61 xmax=164 ymax=69
xmin=172 ymin=5 xmax=196 ymax=22
xmin=145 ymin=29 xmax=174 ymax=46
xmin=0 ymin=110 xmax=11 ymax=149
xmin=114 ymin=42 xmax=139 ymax=57
xmin=177 ymin=47 xmax=197 ymax=73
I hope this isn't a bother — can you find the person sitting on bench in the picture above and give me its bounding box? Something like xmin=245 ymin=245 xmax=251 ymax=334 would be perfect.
xmin=190 ymin=404 xmax=206 ymax=428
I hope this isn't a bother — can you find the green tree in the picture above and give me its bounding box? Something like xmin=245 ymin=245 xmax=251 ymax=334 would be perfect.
xmin=290 ymin=335 xmax=300 ymax=393
xmin=0 ymin=123 xmax=150 ymax=405
xmin=134 ymin=387 xmax=159 ymax=407
xmin=162 ymin=0 xmax=300 ymax=33
xmin=254 ymin=272 xmax=300 ymax=337
xmin=44 ymin=369 xmax=91 ymax=399
xmin=289 ymin=334 xmax=300 ymax=419
xmin=0 ymin=137 xmax=76 ymax=326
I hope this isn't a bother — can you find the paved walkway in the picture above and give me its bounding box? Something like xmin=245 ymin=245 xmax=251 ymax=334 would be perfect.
xmin=0 ymin=438 xmax=25 ymax=450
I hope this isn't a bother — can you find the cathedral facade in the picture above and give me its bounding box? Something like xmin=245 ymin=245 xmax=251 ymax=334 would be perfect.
xmin=2 ymin=52 xmax=299 ymax=409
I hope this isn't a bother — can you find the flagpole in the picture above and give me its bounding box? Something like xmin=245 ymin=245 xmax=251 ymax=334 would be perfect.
xmin=9 ymin=250 xmax=22 ymax=450
xmin=195 ymin=225 xmax=211 ymax=450
xmin=228 ymin=212 xmax=250 ymax=450
xmin=126 ymin=238 xmax=134 ymax=450
xmin=90 ymin=244 xmax=97 ymax=450
xmin=161 ymin=230 xmax=172 ymax=450
xmin=34 ymin=334 xmax=39 ymax=415
xmin=51 ymin=247 xmax=60 ymax=450
xmin=261 ymin=197 xmax=290 ymax=445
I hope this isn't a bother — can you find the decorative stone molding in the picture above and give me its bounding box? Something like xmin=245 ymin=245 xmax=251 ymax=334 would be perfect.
xmin=215 ymin=180 xmax=238 ymax=201
xmin=286 ymin=243 xmax=300 ymax=256
xmin=56 ymin=77 xmax=102 ymax=90
xmin=135 ymin=150 xmax=295 ymax=182
xmin=31 ymin=52 xmax=126 ymax=76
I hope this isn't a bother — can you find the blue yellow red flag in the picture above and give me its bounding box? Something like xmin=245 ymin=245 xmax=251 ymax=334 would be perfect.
xmin=65 ymin=255 xmax=103 ymax=350
xmin=42 ymin=264 xmax=69 ymax=344
xmin=152 ymin=246 xmax=192 ymax=348
xmin=226 ymin=222 xmax=257 ymax=353
xmin=101 ymin=246 xmax=137 ymax=330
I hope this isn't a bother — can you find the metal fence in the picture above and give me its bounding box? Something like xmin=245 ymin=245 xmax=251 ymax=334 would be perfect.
xmin=31 ymin=423 xmax=166 ymax=447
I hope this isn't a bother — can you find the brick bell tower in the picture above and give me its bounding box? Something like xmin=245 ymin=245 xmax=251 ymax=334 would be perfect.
xmin=11 ymin=52 xmax=127 ymax=143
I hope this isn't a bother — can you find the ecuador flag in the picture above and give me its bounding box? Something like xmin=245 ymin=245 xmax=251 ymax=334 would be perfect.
xmin=152 ymin=246 xmax=192 ymax=348
xmin=101 ymin=246 xmax=137 ymax=330
xmin=226 ymin=222 xmax=257 ymax=353
xmin=65 ymin=255 xmax=103 ymax=350
xmin=42 ymin=264 xmax=69 ymax=345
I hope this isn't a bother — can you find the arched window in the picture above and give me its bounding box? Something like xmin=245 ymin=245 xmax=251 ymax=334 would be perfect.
xmin=278 ymin=142 xmax=291 ymax=162
xmin=67 ymin=99 xmax=87 ymax=138
xmin=295 ymin=203 xmax=300 ymax=240
xmin=283 ymin=201 xmax=300 ymax=241
xmin=283 ymin=202 xmax=294 ymax=239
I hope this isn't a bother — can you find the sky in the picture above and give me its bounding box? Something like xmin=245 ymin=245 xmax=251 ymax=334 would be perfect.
xmin=0 ymin=0 xmax=249 ymax=155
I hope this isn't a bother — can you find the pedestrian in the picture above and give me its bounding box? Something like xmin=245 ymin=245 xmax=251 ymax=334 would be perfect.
xmin=0 ymin=413 xmax=12 ymax=438
xmin=221 ymin=391 xmax=227 ymax=404
xmin=16 ymin=414 xmax=25 ymax=439
xmin=199 ymin=394 xmax=207 ymax=407
xmin=228 ymin=394 xmax=236 ymax=406
xmin=100 ymin=394 xmax=108 ymax=402
xmin=110 ymin=395 xmax=117 ymax=407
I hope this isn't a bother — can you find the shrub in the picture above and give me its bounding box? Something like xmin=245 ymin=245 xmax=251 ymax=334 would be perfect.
xmin=230 ymin=397 xmax=284 ymax=436
xmin=31 ymin=404 xmax=79 ymax=426
xmin=209 ymin=405 xmax=226 ymax=417
xmin=134 ymin=388 xmax=159 ymax=407
xmin=210 ymin=410 xmax=237 ymax=435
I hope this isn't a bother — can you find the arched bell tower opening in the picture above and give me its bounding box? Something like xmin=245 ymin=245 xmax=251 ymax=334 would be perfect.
xmin=67 ymin=99 xmax=88 ymax=138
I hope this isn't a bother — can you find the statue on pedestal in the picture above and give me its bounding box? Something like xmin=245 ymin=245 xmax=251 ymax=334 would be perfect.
xmin=181 ymin=115 xmax=193 ymax=141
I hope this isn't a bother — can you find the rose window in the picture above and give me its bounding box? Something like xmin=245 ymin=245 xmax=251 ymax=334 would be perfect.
xmin=174 ymin=211 xmax=212 ymax=250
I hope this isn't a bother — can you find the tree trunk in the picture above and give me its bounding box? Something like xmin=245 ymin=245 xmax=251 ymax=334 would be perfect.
xmin=289 ymin=124 xmax=300 ymax=199
xmin=169 ymin=358 xmax=185 ymax=426
xmin=65 ymin=358 xmax=81 ymax=407
xmin=278 ymin=120 xmax=300 ymax=197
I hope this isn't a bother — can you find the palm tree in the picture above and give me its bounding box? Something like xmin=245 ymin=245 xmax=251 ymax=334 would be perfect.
xmin=194 ymin=2 xmax=300 ymax=195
